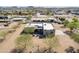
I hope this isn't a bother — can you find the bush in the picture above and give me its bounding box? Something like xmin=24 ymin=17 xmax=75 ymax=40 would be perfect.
xmin=44 ymin=36 xmax=58 ymax=52
xmin=59 ymin=17 xmax=65 ymax=21
xmin=0 ymin=31 xmax=8 ymax=42
xmin=65 ymin=46 xmax=76 ymax=53
xmin=15 ymin=34 xmax=32 ymax=52
xmin=63 ymin=20 xmax=69 ymax=27
xmin=71 ymin=33 xmax=79 ymax=43
xmin=22 ymin=27 xmax=35 ymax=34
xmin=67 ymin=18 xmax=79 ymax=31
xmin=27 ymin=15 xmax=32 ymax=20
xmin=11 ymin=25 xmax=19 ymax=29
xmin=46 ymin=33 xmax=55 ymax=39
xmin=72 ymin=17 xmax=78 ymax=22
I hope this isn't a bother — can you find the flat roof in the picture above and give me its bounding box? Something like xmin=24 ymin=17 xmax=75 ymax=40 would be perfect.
xmin=31 ymin=16 xmax=55 ymax=21
xmin=11 ymin=18 xmax=26 ymax=20
xmin=43 ymin=23 xmax=54 ymax=30
xmin=25 ymin=22 xmax=54 ymax=30
xmin=25 ymin=22 xmax=43 ymax=27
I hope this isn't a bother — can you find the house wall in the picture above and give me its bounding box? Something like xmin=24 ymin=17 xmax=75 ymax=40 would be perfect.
xmin=43 ymin=29 xmax=55 ymax=36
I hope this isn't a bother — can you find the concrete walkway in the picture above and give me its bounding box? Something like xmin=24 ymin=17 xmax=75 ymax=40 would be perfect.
xmin=0 ymin=24 xmax=25 ymax=53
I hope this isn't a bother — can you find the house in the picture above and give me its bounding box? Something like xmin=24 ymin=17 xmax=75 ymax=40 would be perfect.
xmin=55 ymin=10 xmax=66 ymax=15
xmin=43 ymin=23 xmax=55 ymax=36
xmin=11 ymin=17 xmax=27 ymax=23
xmin=0 ymin=16 xmax=10 ymax=23
xmin=31 ymin=16 xmax=55 ymax=22
xmin=0 ymin=16 xmax=10 ymax=26
xmin=32 ymin=12 xmax=54 ymax=22
xmin=25 ymin=22 xmax=55 ymax=36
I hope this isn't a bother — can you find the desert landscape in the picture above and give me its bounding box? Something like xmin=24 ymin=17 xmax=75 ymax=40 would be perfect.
xmin=0 ymin=6 xmax=79 ymax=53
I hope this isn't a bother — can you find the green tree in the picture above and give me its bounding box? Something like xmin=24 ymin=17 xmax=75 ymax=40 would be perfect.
xmin=63 ymin=20 xmax=69 ymax=27
xmin=67 ymin=21 xmax=79 ymax=31
xmin=27 ymin=15 xmax=32 ymax=20
xmin=72 ymin=17 xmax=78 ymax=22
xmin=71 ymin=33 xmax=79 ymax=43
xmin=67 ymin=22 xmax=76 ymax=31
xmin=59 ymin=17 xmax=65 ymax=22
xmin=46 ymin=9 xmax=52 ymax=16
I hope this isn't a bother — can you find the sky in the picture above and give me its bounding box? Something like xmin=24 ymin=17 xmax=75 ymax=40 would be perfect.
xmin=0 ymin=0 xmax=79 ymax=7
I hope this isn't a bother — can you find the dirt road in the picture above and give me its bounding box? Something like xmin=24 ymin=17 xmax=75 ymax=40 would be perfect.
xmin=0 ymin=24 xmax=25 ymax=53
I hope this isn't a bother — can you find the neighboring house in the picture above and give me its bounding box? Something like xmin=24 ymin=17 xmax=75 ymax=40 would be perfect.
xmin=0 ymin=16 xmax=10 ymax=27
xmin=32 ymin=12 xmax=54 ymax=22
xmin=54 ymin=14 xmax=74 ymax=22
xmin=55 ymin=10 xmax=66 ymax=15
xmin=32 ymin=13 xmax=64 ymax=23
xmin=31 ymin=16 xmax=57 ymax=23
xmin=0 ymin=16 xmax=10 ymax=23
xmin=11 ymin=17 xmax=26 ymax=23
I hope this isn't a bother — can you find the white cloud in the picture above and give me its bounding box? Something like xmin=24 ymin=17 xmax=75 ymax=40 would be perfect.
xmin=0 ymin=0 xmax=78 ymax=7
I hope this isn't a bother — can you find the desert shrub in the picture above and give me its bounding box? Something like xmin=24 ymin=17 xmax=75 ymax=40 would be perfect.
xmin=59 ymin=17 xmax=65 ymax=22
xmin=63 ymin=20 xmax=69 ymax=27
xmin=11 ymin=25 xmax=19 ymax=29
xmin=44 ymin=36 xmax=58 ymax=53
xmin=22 ymin=27 xmax=35 ymax=34
xmin=0 ymin=31 xmax=8 ymax=42
xmin=15 ymin=34 xmax=32 ymax=52
xmin=71 ymin=33 xmax=79 ymax=43
xmin=65 ymin=46 xmax=76 ymax=53
xmin=46 ymin=33 xmax=55 ymax=39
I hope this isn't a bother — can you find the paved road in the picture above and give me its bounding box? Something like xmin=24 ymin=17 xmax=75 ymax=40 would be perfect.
xmin=0 ymin=24 xmax=25 ymax=53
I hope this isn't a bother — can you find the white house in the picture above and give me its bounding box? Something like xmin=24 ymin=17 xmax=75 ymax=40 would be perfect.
xmin=31 ymin=12 xmax=54 ymax=21
xmin=25 ymin=22 xmax=55 ymax=36
xmin=11 ymin=17 xmax=26 ymax=23
xmin=43 ymin=23 xmax=55 ymax=36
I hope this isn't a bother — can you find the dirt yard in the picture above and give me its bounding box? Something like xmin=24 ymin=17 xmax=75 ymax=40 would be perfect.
xmin=0 ymin=23 xmax=79 ymax=53
xmin=53 ymin=23 xmax=79 ymax=52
